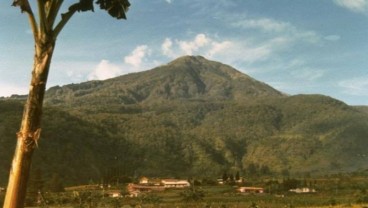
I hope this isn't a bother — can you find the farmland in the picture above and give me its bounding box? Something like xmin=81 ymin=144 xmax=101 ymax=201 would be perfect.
xmin=1 ymin=173 xmax=367 ymax=208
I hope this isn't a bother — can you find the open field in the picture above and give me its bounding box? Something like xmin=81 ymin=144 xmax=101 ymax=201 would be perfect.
xmin=1 ymin=185 xmax=366 ymax=207
xmin=2 ymin=174 xmax=368 ymax=207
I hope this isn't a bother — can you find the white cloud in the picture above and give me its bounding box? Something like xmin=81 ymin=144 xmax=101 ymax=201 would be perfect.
xmin=339 ymin=77 xmax=368 ymax=96
xmin=124 ymin=45 xmax=151 ymax=68
xmin=207 ymin=41 xmax=233 ymax=57
xmin=87 ymin=45 xmax=158 ymax=81
xmin=177 ymin=34 xmax=211 ymax=55
xmin=161 ymin=34 xmax=217 ymax=58
xmin=162 ymin=38 xmax=175 ymax=58
xmin=233 ymin=18 xmax=290 ymax=32
xmin=0 ymin=83 xmax=28 ymax=97
xmin=215 ymin=41 xmax=272 ymax=64
xmin=231 ymin=16 xmax=320 ymax=44
xmin=161 ymin=34 xmax=245 ymax=64
xmin=324 ymin=35 xmax=341 ymax=41
xmin=333 ymin=0 xmax=368 ymax=13
xmin=165 ymin=0 xmax=172 ymax=3
xmin=88 ymin=60 xmax=122 ymax=80
xmin=291 ymin=67 xmax=325 ymax=81
xmin=160 ymin=33 xmax=295 ymax=65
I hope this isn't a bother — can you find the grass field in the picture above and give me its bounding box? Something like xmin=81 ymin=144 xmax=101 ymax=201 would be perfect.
xmin=2 ymin=175 xmax=368 ymax=207
xmin=10 ymin=185 xmax=367 ymax=208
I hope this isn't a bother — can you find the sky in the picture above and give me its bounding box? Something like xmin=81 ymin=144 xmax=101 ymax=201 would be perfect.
xmin=0 ymin=0 xmax=368 ymax=105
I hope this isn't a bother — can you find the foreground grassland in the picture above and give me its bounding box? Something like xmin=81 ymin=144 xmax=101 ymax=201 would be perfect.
xmin=0 ymin=181 xmax=366 ymax=207
xmin=1 ymin=174 xmax=368 ymax=207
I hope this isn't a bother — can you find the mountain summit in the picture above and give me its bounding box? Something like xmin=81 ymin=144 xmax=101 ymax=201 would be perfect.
xmin=45 ymin=56 xmax=284 ymax=107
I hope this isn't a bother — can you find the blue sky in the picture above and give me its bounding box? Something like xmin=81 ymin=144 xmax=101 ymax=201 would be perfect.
xmin=1 ymin=0 xmax=367 ymax=105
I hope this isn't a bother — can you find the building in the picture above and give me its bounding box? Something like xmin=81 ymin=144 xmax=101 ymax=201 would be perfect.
xmin=217 ymin=179 xmax=224 ymax=185
xmin=238 ymin=187 xmax=264 ymax=194
xmin=106 ymin=190 xmax=122 ymax=198
xmin=127 ymin=183 xmax=165 ymax=193
xmin=139 ymin=177 xmax=149 ymax=184
xmin=161 ymin=179 xmax=190 ymax=188
xmin=289 ymin=187 xmax=316 ymax=193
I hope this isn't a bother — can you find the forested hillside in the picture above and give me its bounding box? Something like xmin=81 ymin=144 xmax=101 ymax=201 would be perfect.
xmin=1 ymin=56 xmax=367 ymax=186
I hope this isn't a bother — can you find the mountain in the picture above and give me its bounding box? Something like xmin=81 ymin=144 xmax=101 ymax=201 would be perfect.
xmin=44 ymin=56 xmax=284 ymax=111
xmin=1 ymin=56 xmax=367 ymax=186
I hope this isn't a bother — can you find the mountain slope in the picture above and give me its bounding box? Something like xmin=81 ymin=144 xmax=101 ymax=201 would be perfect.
xmin=0 ymin=100 xmax=140 ymax=186
xmin=1 ymin=56 xmax=367 ymax=185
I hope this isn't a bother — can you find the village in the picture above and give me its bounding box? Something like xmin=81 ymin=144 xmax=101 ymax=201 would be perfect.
xmin=3 ymin=174 xmax=368 ymax=207
xmin=60 ymin=176 xmax=317 ymax=200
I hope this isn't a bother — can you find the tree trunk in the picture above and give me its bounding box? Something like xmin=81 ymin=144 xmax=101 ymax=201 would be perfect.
xmin=3 ymin=37 xmax=55 ymax=208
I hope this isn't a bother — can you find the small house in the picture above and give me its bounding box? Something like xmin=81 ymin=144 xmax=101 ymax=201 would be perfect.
xmin=161 ymin=179 xmax=190 ymax=188
xmin=289 ymin=187 xmax=316 ymax=193
xmin=139 ymin=177 xmax=149 ymax=184
xmin=106 ymin=190 xmax=122 ymax=198
xmin=238 ymin=187 xmax=264 ymax=194
xmin=128 ymin=190 xmax=141 ymax=198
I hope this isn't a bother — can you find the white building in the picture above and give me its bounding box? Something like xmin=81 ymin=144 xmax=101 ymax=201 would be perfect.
xmin=139 ymin=177 xmax=149 ymax=184
xmin=238 ymin=187 xmax=264 ymax=194
xmin=106 ymin=190 xmax=122 ymax=198
xmin=161 ymin=179 xmax=190 ymax=188
xmin=289 ymin=187 xmax=316 ymax=193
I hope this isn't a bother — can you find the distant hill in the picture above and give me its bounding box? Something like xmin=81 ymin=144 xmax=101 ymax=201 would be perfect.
xmin=1 ymin=56 xmax=367 ymax=186
xmin=355 ymin=106 xmax=368 ymax=115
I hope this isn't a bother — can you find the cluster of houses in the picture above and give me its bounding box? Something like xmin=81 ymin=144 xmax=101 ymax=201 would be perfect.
xmin=65 ymin=177 xmax=317 ymax=199
xmin=236 ymin=187 xmax=316 ymax=194
xmin=126 ymin=177 xmax=190 ymax=197
xmin=124 ymin=177 xmax=316 ymax=197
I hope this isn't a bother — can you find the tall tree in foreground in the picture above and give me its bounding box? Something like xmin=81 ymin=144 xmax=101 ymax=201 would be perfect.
xmin=4 ymin=1 xmax=130 ymax=207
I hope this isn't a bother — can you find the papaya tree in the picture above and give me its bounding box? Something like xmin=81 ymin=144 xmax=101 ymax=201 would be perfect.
xmin=4 ymin=1 xmax=130 ymax=207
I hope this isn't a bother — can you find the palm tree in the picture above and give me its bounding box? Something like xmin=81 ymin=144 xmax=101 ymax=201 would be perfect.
xmin=4 ymin=1 xmax=130 ymax=207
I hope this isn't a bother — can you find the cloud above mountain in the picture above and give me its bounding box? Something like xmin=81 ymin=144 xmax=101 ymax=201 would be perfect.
xmin=333 ymin=0 xmax=368 ymax=13
xmin=339 ymin=76 xmax=368 ymax=96
xmin=88 ymin=60 xmax=122 ymax=80
xmin=124 ymin=45 xmax=151 ymax=68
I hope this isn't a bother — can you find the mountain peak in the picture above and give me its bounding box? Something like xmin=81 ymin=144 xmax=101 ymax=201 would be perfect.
xmin=169 ymin=55 xmax=207 ymax=63
xmin=166 ymin=55 xmax=245 ymax=79
xmin=45 ymin=56 xmax=284 ymax=106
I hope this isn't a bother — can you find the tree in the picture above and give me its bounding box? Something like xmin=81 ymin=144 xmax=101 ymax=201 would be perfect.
xmin=4 ymin=1 xmax=130 ymax=207
xmin=235 ymin=171 xmax=240 ymax=181
xmin=222 ymin=171 xmax=228 ymax=183
xmin=26 ymin=168 xmax=44 ymax=206
xmin=46 ymin=173 xmax=64 ymax=193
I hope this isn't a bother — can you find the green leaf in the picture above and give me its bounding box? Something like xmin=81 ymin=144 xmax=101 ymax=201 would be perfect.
xmin=68 ymin=0 xmax=94 ymax=12
xmin=96 ymin=0 xmax=130 ymax=19
xmin=12 ymin=0 xmax=32 ymax=13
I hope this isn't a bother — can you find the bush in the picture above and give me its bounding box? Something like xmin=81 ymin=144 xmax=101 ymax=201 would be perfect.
xmin=328 ymin=198 xmax=337 ymax=206
xmin=138 ymin=193 xmax=162 ymax=204
xmin=357 ymin=195 xmax=368 ymax=203
xmin=180 ymin=187 xmax=205 ymax=202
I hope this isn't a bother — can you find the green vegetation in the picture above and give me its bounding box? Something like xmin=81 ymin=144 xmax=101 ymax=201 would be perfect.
xmin=0 ymin=56 xmax=367 ymax=208
xmin=1 ymin=173 xmax=367 ymax=207
xmin=1 ymin=56 xmax=368 ymax=188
